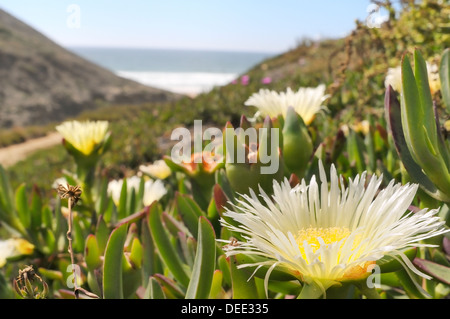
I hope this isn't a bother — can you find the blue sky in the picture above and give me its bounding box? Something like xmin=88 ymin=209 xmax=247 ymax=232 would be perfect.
xmin=0 ymin=0 xmax=381 ymax=53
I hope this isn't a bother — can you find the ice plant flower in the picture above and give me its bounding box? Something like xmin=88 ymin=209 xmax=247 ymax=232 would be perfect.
xmin=181 ymin=152 xmax=223 ymax=174
xmin=108 ymin=176 xmax=166 ymax=207
xmin=220 ymin=161 xmax=449 ymax=297
xmin=139 ymin=159 xmax=172 ymax=179
xmin=55 ymin=120 xmax=110 ymax=156
xmin=0 ymin=238 xmax=34 ymax=268
xmin=56 ymin=120 xmax=111 ymax=210
xmin=107 ymin=176 xmax=142 ymax=206
xmin=261 ymin=77 xmax=272 ymax=84
xmin=142 ymin=179 xmax=167 ymax=207
xmin=241 ymin=75 xmax=250 ymax=85
xmin=164 ymin=151 xmax=224 ymax=210
xmin=244 ymin=84 xmax=329 ymax=125
xmin=164 ymin=151 xmax=224 ymax=177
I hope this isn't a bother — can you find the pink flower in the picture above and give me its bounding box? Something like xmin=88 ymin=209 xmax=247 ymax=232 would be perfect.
xmin=261 ymin=77 xmax=272 ymax=84
xmin=241 ymin=75 xmax=250 ymax=85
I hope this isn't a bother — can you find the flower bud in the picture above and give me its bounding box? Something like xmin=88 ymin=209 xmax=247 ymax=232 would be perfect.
xmin=282 ymin=106 xmax=314 ymax=178
xmin=224 ymin=116 xmax=284 ymax=196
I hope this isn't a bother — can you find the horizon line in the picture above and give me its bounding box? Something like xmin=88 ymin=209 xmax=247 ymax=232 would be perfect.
xmin=65 ymin=45 xmax=283 ymax=55
xmin=62 ymin=32 xmax=345 ymax=56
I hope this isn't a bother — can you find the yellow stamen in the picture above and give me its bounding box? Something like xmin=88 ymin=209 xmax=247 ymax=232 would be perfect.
xmin=297 ymin=227 xmax=351 ymax=253
xmin=296 ymin=227 xmax=375 ymax=280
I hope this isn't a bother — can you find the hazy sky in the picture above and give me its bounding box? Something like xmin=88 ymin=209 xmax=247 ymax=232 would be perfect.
xmin=0 ymin=0 xmax=382 ymax=53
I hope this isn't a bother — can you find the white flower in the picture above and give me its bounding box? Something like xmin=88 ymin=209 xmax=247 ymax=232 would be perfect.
xmin=385 ymin=67 xmax=403 ymax=93
xmin=244 ymin=84 xmax=329 ymax=125
xmin=385 ymin=62 xmax=440 ymax=94
xmin=107 ymin=176 xmax=141 ymax=206
xmin=143 ymin=179 xmax=167 ymax=207
xmin=0 ymin=238 xmax=34 ymax=268
xmin=140 ymin=160 xmax=171 ymax=179
xmin=55 ymin=120 xmax=109 ymax=155
xmin=108 ymin=176 xmax=166 ymax=207
xmin=220 ymin=161 xmax=448 ymax=295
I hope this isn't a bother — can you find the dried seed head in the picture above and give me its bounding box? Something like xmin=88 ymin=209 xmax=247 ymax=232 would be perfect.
xmin=16 ymin=265 xmax=37 ymax=283
xmin=57 ymin=183 xmax=82 ymax=208
xmin=14 ymin=265 xmax=48 ymax=299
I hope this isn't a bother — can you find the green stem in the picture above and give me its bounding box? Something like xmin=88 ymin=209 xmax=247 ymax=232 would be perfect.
xmin=67 ymin=198 xmax=79 ymax=299
xmin=77 ymin=164 xmax=96 ymax=210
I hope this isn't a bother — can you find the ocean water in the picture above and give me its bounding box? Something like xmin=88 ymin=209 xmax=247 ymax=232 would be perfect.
xmin=69 ymin=47 xmax=274 ymax=95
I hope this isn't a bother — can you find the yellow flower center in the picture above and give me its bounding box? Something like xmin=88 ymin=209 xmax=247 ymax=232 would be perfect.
xmin=296 ymin=227 xmax=351 ymax=254
xmin=296 ymin=227 xmax=376 ymax=281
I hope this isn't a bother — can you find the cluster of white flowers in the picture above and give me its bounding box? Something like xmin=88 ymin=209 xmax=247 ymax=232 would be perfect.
xmin=244 ymin=84 xmax=329 ymax=125
xmin=107 ymin=175 xmax=167 ymax=207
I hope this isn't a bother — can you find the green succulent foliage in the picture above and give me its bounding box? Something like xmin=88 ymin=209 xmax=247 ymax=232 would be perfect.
xmin=387 ymin=48 xmax=450 ymax=203
xmin=0 ymin=165 xmax=66 ymax=257
xmin=440 ymin=49 xmax=450 ymax=113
